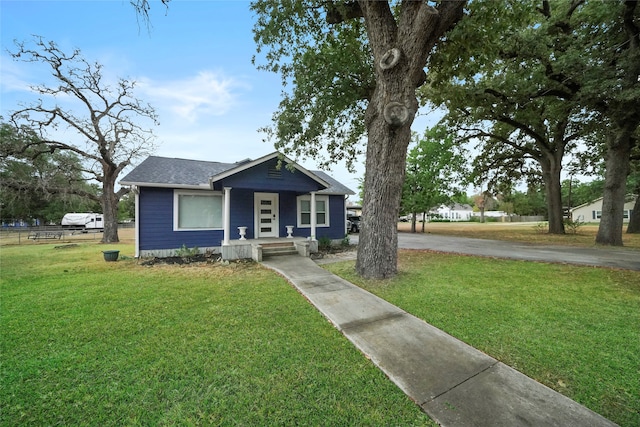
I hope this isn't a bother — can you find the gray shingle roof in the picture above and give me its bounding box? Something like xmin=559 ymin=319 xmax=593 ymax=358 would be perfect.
xmin=120 ymin=155 xmax=355 ymax=195
xmin=120 ymin=156 xmax=235 ymax=188
xmin=312 ymin=170 xmax=355 ymax=195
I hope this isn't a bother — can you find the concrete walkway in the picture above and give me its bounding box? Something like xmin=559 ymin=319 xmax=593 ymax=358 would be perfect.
xmin=261 ymin=255 xmax=618 ymax=426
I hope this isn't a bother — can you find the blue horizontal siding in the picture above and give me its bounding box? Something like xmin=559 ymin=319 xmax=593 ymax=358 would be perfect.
xmin=279 ymin=192 xmax=298 ymax=237
xmin=229 ymin=188 xmax=255 ymax=239
xmin=325 ymin=195 xmax=347 ymax=239
xmin=139 ymin=187 xmax=223 ymax=251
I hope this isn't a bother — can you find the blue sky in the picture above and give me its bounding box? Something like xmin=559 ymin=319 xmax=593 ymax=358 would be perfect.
xmin=1 ymin=0 xmax=439 ymax=198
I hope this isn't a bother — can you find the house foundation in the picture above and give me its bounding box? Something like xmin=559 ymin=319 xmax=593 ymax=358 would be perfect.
xmin=222 ymin=237 xmax=317 ymax=261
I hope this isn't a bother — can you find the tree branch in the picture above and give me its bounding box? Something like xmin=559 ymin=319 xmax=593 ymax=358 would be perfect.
xmin=325 ymin=1 xmax=363 ymax=24
xmin=459 ymin=126 xmax=542 ymax=160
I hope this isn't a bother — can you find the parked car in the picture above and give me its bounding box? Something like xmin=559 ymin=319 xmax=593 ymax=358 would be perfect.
xmin=347 ymin=215 xmax=361 ymax=233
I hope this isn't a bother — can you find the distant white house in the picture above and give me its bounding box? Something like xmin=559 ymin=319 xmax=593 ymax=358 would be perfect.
xmin=471 ymin=210 xmax=509 ymax=218
xmin=570 ymin=195 xmax=637 ymax=223
xmin=431 ymin=203 xmax=474 ymax=221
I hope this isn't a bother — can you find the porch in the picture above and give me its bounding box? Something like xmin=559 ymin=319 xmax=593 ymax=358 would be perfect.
xmin=222 ymin=237 xmax=318 ymax=262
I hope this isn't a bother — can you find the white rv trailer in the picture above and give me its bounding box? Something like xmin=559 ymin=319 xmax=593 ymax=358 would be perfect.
xmin=61 ymin=213 xmax=104 ymax=230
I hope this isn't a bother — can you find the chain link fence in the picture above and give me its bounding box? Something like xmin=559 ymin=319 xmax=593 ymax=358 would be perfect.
xmin=0 ymin=223 xmax=134 ymax=246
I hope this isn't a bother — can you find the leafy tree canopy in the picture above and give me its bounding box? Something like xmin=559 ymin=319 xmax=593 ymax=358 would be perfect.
xmin=401 ymin=125 xmax=467 ymax=231
xmin=251 ymin=1 xmax=374 ymax=170
xmin=0 ymin=122 xmax=100 ymax=224
xmin=422 ymin=0 xmax=639 ymax=240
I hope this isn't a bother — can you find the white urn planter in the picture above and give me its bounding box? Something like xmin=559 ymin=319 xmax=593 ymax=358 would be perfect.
xmin=238 ymin=226 xmax=247 ymax=240
xmin=286 ymin=225 xmax=294 ymax=238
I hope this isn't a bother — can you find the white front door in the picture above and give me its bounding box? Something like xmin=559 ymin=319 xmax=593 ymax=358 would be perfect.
xmin=255 ymin=193 xmax=279 ymax=238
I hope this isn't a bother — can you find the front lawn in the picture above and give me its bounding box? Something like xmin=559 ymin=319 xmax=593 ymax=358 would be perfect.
xmin=1 ymin=243 xmax=434 ymax=426
xmin=326 ymin=250 xmax=640 ymax=427
xmin=4 ymin=240 xmax=638 ymax=426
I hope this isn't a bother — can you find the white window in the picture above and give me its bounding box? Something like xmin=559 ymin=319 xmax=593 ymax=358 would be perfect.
xmin=297 ymin=195 xmax=330 ymax=227
xmin=174 ymin=190 xmax=223 ymax=231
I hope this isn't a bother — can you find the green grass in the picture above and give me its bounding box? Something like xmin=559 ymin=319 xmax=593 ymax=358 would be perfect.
xmin=325 ymin=250 xmax=640 ymax=427
xmin=1 ymin=243 xmax=435 ymax=426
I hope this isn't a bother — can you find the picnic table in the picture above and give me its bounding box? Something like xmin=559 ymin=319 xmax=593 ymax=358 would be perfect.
xmin=28 ymin=231 xmax=64 ymax=241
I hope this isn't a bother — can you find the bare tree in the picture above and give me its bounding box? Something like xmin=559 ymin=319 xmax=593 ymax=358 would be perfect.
xmin=7 ymin=37 xmax=158 ymax=242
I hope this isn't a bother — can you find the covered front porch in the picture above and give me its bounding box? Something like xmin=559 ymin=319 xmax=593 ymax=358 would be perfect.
xmin=219 ymin=186 xmax=324 ymax=242
xmin=221 ymin=236 xmax=318 ymax=262
xmin=219 ymin=184 xmax=324 ymax=261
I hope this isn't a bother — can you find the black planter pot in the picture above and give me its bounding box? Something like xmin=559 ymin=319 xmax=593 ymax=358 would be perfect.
xmin=102 ymin=250 xmax=120 ymax=262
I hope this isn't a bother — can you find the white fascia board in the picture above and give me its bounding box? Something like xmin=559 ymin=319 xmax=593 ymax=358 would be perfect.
xmin=119 ymin=181 xmax=211 ymax=190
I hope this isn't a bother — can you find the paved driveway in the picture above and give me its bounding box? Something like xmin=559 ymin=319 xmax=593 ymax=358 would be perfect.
xmin=349 ymin=233 xmax=640 ymax=271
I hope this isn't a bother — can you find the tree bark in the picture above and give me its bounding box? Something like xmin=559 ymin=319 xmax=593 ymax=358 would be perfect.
xmin=540 ymin=154 xmax=565 ymax=234
xmin=356 ymin=92 xmax=414 ymax=278
xmin=627 ymin=193 xmax=640 ymax=233
xmin=410 ymin=210 xmax=417 ymax=233
xmin=101 ymin=167 xmax=120 ymax=243
xmin=596 ymin=1 xmax=640 ymax=244
xmin=596 ymin=130 xmax=633 ymax=245
xmin=355 ymin=0 xmax=465 ymax=279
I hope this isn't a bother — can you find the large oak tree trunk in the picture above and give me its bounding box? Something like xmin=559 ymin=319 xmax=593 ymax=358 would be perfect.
xmin=541 ymin=156 xmax=565 ymax=234
xmin=355 ymin=36 xmax=416 ymax=278
xmin=355 ymin=0 xmax=465 ymax=279
xmin=597 ymin=1 xmax=640 ymax=244
xmin=101 ymin=168 xmax=120 ymax=243
xmin=356 ymin=99 xmax=413 ymax=278
xmin=596 ymin=130 xmax=632 ymax=246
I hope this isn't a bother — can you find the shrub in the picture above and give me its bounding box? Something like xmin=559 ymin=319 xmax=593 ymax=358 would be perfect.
xmin=564 ymin=218 xmax=584 ymax=234
xmin=175 ymin=244 xmax=200 ymax=257
xmin=318 ymin=236 xmax=332 ymax=252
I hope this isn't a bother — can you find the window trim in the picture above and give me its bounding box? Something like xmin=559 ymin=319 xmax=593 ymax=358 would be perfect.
xmin=297 ymin=195 xmax=330 ymax=228
xmin=173 ymin=189 xmax=224 ymax=231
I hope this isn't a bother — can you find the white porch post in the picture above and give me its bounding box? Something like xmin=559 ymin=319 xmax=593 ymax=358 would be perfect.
xmin=223 ymin=187 xmax=232 ymax=246
xmin=133 ymin=186 xmax=140 ymax=258
xmin=310 ymin=191 xmax=317 ymax=241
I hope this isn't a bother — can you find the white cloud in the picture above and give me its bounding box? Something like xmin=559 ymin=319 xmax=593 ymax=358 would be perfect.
xmin=139 ymin=71 xmax=248 ymax=123
xmin=0 ymin=54 xmax=40 ymax=94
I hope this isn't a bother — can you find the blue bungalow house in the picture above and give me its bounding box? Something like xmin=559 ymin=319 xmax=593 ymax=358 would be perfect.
xmin=119 ymin=152 xmax=355 ymax=260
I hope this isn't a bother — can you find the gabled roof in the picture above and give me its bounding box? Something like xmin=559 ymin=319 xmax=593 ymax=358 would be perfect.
xmin=119 ymin=152 xmax=355 ymax=195
xmin=431 ymin=203 xmax=473 ymax=211
xmin=570 ymin=194 xmax=637 ymax=212
xmin=208 ymin=152 xmax=330 ymax=189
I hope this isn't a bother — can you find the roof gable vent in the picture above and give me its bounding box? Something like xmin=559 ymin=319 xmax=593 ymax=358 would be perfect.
xmin=267 ymin=166 xmax=282 ymax=179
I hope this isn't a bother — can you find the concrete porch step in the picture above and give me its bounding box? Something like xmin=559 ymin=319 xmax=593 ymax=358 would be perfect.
xmin=262 ymin=242 xmax=298 ymax=258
